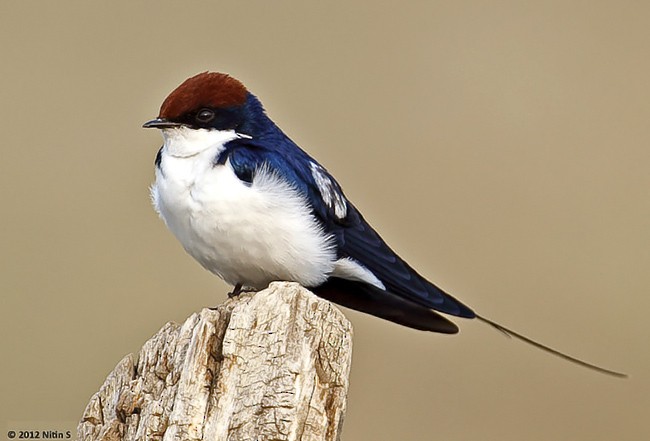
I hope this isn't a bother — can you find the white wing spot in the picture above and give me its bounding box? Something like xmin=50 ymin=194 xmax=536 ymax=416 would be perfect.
xmin=331 ymin=257 xmax=385 ymax=289
xmin=310 ymin=162 xmax=347 ymax=219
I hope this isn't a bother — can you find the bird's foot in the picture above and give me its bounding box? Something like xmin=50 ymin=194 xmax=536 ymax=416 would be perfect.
xmin=228 ymin=283 xmax=258 ymax=298
xmin=228 ymin=283 xmax=243 ymax=298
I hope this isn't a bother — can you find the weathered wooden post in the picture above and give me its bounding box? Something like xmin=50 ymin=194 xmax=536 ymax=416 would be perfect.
xmin=77 ymin=282 xmax=353 ymax=441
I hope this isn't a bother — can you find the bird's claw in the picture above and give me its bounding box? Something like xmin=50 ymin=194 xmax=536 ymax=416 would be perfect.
xmin=228 ymin=283 xmax=243 ymax=298
xmin=228 ymin=283 xmax=258 ymax=298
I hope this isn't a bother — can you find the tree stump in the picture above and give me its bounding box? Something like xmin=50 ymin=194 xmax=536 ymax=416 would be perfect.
xmin=77 ymin=282 xmax=353 ymax=441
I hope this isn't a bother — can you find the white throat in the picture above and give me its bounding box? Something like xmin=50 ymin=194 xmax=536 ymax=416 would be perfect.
xmin=161 ymin=126 xmax=241 ymax=157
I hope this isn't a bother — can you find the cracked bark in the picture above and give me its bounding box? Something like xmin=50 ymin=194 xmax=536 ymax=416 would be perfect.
xmin=77 ymin=282 xmax=353 ymax=441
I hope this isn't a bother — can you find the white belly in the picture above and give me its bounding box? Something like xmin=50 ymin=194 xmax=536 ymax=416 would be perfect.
xmin=151 ymin=144 xmax=337 ymax=289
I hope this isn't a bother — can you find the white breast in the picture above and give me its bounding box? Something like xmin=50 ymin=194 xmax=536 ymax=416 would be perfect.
xmin=150 ymin=127 xmax=337 ymax=288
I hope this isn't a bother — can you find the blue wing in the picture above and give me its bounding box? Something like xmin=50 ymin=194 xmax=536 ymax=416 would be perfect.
xmin=218 ymin=136 xmax=475 ymax=332
xmin=216 ymin=136 xmax=334 ymax=222
xmin=332 ymin=205 xmax=475 ymax=318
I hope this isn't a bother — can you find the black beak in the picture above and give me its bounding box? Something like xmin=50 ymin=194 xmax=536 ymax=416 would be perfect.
xmin=142 ymin=118 xmax=182 ymax=129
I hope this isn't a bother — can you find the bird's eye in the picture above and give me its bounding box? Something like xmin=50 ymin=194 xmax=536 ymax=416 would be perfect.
xmin=195 ymin=108 xmax=215 ymax=124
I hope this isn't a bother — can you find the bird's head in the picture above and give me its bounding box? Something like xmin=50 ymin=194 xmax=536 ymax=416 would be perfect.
xmin=144 ymin=72 xmax=270 ymax=155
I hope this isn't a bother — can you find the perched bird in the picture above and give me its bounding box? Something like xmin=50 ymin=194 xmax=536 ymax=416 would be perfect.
xmin=144 ymin=72 xmax=624 ymax=376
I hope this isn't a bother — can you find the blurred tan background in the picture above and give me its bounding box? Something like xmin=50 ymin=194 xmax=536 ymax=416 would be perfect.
xmin=1 ymin=1 xmax=649 ymax=439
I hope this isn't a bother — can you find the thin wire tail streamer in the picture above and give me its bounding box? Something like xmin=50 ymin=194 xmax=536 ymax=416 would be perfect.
xmin=476 ymin=314 xmax=628 ymax=378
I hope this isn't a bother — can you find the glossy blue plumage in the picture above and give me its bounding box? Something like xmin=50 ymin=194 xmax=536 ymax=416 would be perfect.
xmin=147 ymin=72 xmax=628 ymax=370
xmin=216 ymin=94 xmax=475 ymax=329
